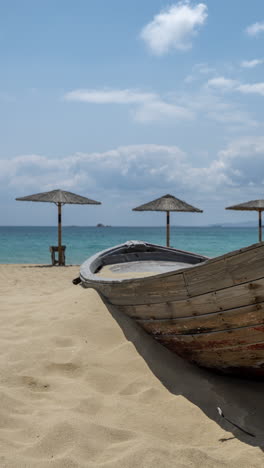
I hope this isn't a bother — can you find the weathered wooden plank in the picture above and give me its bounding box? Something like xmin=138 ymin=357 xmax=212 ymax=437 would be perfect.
xmin=115 ymin=277 xmax=264 ymax=318
xmin=226 ymin=246 xmax=264 ymax=284
xmin=115 ymin=294 xmax=217 ymax=319
xmin=195 ymin=241 xmax=264 ymax=265
xmin=138 ymin=303 xmax=264 ymax=336
xmin=161 ymin=339 xmax=264 ymax=372
xmin=184 ymin=343 xmax=264 ymax=370
xmin=183 ymin=259 xmax=233 ymax=297
xmin=101 ymin=272 xmax=189 ymax=305
xmin=214 ymin=278 xmax=264 ymax=311
xmin=155 ymin=324 xmax=264 ymax=350
xmin=184 ymin=244 xmax=264 ymax=297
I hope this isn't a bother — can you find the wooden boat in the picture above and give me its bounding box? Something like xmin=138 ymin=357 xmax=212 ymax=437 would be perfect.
xmin=77 ymin=240 xmax=264 ymax=378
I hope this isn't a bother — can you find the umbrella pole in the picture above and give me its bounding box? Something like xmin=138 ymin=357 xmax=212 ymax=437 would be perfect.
xmin=166 ymin=211 xmax=170 ymax=247
xmin=58 ymin=202 xmax=63 ymax=265
xmin=259 ymin=210 xmax=262 ymax=242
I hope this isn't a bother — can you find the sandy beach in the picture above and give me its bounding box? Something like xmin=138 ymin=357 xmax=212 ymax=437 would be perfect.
xmin=0 ymin=264 xmax=263 ymax=467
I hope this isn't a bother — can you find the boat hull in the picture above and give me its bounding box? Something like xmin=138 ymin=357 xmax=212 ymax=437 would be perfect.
xmin=79 ymin=241 xmax=264 ymax=378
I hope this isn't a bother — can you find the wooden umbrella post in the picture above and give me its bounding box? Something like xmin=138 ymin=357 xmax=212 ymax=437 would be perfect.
xmin=166 ymin=211 xmax=170 ymax=247
xmin=58 ymin=202 xmax=63 ymax=265
xmin=259 ymin=210 xmax=262 ymax=242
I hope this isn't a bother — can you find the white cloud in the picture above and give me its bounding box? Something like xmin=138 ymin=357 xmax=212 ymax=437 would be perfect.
xmin=241 ymin=59 xmax=264 ymax=68
xmin=184 ymin=62 xmax=216 ymax=83
xmin=1 ymin=145 xmax=190 ymax=195
xmin=134 ymin=99 xmax=193 ymax=122
xmin=190 ymin=136 xmax=264 ymax=192
xmin=207 ymin=75 xmax=264 ymax=98
xmin=5 ymin=139 xmax=264 ymax=204
xmin=238 ymin=82 xmax=264 ymax=96
xmin=140 ymin=2 xmax=208 ymax=55
xmin=207 ymin=109 xmax=258 ymax=127
xmin=183 ymin=90 xmax=259 ymax=128
xmin=216 ymin=137 xmax=264 ymax=188
xmin=64 ymin=88 xmax=194 ymax=123
xmin=246 ymin=21 xmax=264 ymax=36
xmin=64 ymin=78 xmax=261 ymax=129
xmin=64 ymin=89 xmax=156 ymax=104
xmin=207 ymin=77 xmax=238 ymax=90
xmin=195 ymin=63 xmax=215 ymax=75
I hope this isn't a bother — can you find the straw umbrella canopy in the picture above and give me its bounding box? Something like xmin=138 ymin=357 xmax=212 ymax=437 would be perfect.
xmin=226 ymin=199 xmax=264 ymax=242
xmin=133 ymin=194 xmax=203 ymax=247
xmin=16 ymin=189 xmax=101 ymax=265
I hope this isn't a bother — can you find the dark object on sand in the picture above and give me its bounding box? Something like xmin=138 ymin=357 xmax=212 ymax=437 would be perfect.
xmin=75 ymin=240 xmax=264 ymax=379
xmin=226 ymin=199 xmax=264 ymax=242
xmin=16 ymin=189 xmax=101 ymax=265
xmin=217 ymin=407 xmax=255 ymax=437
xmin=133 ymin=194 xmax=203 ymax=247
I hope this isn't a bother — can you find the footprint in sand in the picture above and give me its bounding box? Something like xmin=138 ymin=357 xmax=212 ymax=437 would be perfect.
xmin=53 ymin=337 xmax=74 ymax=348
xmin=25 ymin=421 xmax=75 ymax=458
xmin=119 ymin=380 xmax=148 ymax=396
xmin=45 ymin=362 xmax=81 ymax=377
xmin=78 ymin=423 xmax=138 ymax=465
xmin=21 ymin=376 xmax=50 ymax=392
xmin=75 ymin=396 xmax=102 ymax=416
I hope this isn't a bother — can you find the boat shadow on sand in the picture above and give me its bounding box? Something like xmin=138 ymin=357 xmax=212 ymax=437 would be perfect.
xmin=102 ymin=296 xmax=264 ymax=451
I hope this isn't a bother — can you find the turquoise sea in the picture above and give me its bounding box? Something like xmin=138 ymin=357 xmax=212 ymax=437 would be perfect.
xmin=0 ymin=226 xmax=260 ymax=264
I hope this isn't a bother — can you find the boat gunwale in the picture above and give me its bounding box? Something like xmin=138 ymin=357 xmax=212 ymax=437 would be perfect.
xmin=80 ymin=240 xmax=264 ymax=285
xmin=80 ymin=240 xmax=208 ymax=285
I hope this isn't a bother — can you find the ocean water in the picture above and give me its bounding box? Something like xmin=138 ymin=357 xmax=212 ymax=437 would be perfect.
xmin=0 ymin=226 xmax=260 ymax=264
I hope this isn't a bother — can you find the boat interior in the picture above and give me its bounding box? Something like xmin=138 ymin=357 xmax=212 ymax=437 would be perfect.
xmin=91 ymin=242 xmax=207 ymax=279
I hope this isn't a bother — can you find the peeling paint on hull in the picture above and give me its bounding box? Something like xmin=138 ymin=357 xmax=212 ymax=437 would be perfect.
xmin=154 ymin=334 xmax=264 ymax=378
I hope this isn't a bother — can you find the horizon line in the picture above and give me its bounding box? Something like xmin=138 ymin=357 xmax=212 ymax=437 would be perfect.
xmin=0 ymin=224 xmax=258 ymax=228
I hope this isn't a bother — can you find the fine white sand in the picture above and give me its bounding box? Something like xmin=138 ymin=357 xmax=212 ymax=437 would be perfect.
xmin=0 ymin=264 xmax=263 ymax=467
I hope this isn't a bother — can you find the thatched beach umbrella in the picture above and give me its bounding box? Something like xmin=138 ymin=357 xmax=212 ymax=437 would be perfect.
xmin=16 ymin=189 xmax=101 ymax=265
xmin=133 ymin=194 xmax=203 ymax=247
xmin=226 ymin=199 xmax=264 ymax=242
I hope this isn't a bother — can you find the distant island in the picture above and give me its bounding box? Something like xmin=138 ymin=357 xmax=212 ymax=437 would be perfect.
xmin=209 ymin=221 xmax=257 ymax=228
xmin=96 ymin=223 xmax=111 ymax=227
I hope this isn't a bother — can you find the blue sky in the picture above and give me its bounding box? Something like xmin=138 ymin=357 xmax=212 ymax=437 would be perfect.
xmin=2 ymin=0 xmax=264 ymax=226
